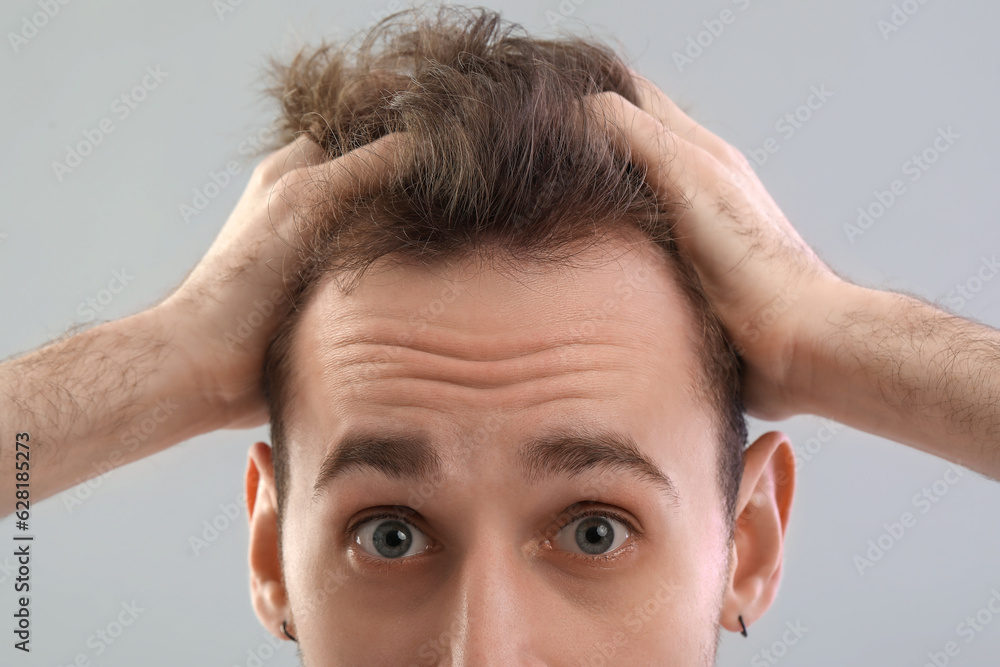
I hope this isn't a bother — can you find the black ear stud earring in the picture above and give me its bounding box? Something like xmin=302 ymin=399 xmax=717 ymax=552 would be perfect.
xmin=738 ymin=615 xmax=748 ymax=637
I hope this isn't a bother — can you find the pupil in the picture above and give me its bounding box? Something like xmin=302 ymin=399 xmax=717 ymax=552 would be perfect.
xmin=588 ymin=524 xmax=608 ymax=542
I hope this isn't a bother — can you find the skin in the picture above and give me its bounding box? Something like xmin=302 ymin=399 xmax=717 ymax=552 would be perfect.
xmin=244 ymin=236 xmax=795 ymax=665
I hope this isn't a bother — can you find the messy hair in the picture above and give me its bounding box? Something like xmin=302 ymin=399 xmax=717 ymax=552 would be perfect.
xmin=260 ymin=3 xmax=747 ymax=546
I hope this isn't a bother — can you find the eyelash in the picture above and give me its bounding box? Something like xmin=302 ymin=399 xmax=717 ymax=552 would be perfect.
xmin=345 ymin=506 xmax=638 ymax=570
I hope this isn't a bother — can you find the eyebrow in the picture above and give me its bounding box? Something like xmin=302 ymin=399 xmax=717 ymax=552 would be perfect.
xmin=311 ymin=425 xmax=679 ymax=505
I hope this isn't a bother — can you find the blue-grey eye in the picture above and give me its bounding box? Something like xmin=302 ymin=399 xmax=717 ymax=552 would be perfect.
xmin=555 ymin=514 xmax=630 ymax=555
xmin=354 ymin=517 xmax=430 ymax=559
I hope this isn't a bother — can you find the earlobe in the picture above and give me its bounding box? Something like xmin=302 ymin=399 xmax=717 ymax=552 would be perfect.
xmin=718 ymin=430 xmax=796 ymax=635
xmin=245 ymin=441 xmax=291 ymax=640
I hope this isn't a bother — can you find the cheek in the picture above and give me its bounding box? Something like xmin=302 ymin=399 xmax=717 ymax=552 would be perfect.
xmin=282 ymin=520 xmax=440 ymax=662
xmin=596 ymin=543 xmax=723 ymax=662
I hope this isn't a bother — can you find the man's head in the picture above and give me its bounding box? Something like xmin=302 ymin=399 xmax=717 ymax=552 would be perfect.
xmin=245 ymin=5 xmax=794 ymax=664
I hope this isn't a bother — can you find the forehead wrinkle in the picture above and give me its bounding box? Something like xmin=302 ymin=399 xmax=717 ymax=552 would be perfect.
xmin=324 ymin=367 xmax=637 ymax=417
xmin=310 ymin=303 xmax=669 ymax=371
xmin=287 ymin=236 xmax=706 ymax=441
xmin=303 ymin=297 xmax=693 ymax=421
xmin=319 ymin=339 xmax=649 ymax=390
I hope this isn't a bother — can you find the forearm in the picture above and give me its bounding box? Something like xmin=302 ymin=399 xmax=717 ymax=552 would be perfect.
xmin=795 ymin=282 xmax=1000 ymax=479
xmin=0 ymin=305 xmax=228 ymax=514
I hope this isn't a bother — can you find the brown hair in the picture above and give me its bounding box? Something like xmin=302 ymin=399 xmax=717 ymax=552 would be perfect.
xmin=260 ymin=3 xmax=747 ymax=545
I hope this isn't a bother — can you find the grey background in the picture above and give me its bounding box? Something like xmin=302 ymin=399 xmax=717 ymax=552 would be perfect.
xmin=1 ymin=0 xmax=999 ymax=665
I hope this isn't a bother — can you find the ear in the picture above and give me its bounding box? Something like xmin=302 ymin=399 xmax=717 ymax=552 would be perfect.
xmin=718 ymin=430 xmax=796 ymax=635
xmin=246 ymin=441 xmax=292 ymax=641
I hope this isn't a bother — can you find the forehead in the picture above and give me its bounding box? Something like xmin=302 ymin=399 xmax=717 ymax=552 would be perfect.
xmin=285 ymin=233 xmax=715 ymax=483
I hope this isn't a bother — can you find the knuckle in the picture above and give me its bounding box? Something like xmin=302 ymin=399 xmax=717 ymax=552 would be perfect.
xmin=249 ymin=157 xmax=281 ymax=188
xmin=586 ymin=90 xmax=631 ymax=115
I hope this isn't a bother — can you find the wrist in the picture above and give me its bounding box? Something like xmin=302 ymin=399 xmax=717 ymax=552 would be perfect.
xmin=149 ymin=293 xmax=272 ymax=431
xmin=784 ymin=279 xmax=894 ymax=418
xmin=141 ymin=300 xmax=238 ymax=432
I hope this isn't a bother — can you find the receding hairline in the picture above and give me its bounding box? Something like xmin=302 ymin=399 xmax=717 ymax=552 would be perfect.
xmin=268 ymin=226 xmax=714 ymax=438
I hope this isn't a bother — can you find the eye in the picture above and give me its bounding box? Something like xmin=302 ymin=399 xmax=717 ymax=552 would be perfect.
xmin=351 ymin=512 xmax=432 ymax=560
xmin=552 ymin=510 xmax=632 ymax=557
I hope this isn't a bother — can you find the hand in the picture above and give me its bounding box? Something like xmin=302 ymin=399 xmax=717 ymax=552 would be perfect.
xmin=586 ymin=71 xmax=851 ymax=420
xmin=157 ymin=133 xmax=405 ymax=429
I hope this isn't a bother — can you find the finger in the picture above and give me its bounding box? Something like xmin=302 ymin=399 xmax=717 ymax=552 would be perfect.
xmin=310 ymin=131 xmax=410 ymax=195
xmin=585 ymin=91 xmax=757 ymax=284
xmin=253 ymin=134 xmax=327 ymax=186
xmin=625 ymin=66 xmax=747 ymax=172
xmin=587 ymin=91 xmax=729 ymax=205
xmin=277 ymin=133 xmax=328 ymax=175
xmin=265 ymin=132 xmax=411 ymax=247
xmin=277 ymin=131 xmax=410 ymax=196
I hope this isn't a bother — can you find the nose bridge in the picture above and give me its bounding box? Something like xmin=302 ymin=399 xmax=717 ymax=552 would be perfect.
xmin=443 ymin=523 xmax=541 ymax=666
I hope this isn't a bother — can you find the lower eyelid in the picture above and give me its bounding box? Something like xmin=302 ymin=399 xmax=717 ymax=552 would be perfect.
xmin=558 ymin=543 xmax=637 ymax=570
